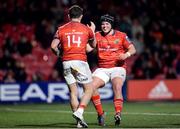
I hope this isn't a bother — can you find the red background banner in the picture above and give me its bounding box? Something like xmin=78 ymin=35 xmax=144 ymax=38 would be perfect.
xmin=127 ymin=80 xmax=180 ymax=101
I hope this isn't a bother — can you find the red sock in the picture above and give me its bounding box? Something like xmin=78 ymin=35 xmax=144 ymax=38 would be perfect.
xmin=79 ymin=104 xmax=86 ymax=109
xmin=91 ymin=95 xmax=104 ymax=115
xmin=113 ymin=99 xmax=123 ymax=113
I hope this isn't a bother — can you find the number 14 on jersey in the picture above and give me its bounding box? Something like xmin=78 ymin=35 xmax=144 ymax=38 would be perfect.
xmin=67 ymin=35 xmax=81 ymax=47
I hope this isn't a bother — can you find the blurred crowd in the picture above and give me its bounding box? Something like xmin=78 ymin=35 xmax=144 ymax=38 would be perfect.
xmin=0 ymin=0 xmax=179 ymax=83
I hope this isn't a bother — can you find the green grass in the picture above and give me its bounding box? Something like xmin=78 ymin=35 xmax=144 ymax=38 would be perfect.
xmin=0 ymin=101 xmax=180 ymax=128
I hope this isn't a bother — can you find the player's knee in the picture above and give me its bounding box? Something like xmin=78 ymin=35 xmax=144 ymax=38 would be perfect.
xmin=84 ymin=84 xmax=93 ymax=93
xmin=92 ymin=89 xmax=99 ymax=96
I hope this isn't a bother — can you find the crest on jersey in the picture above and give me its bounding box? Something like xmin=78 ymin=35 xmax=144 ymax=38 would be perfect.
xmin=114 ymin=39 xmax=120 ymax=44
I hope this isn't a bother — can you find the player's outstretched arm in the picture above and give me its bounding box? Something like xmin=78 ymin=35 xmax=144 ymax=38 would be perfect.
xmin=87 ymin=21 xmax=97 ymax=48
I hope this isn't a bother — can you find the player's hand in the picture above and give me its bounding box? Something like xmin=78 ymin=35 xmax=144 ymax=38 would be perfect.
xmin=51 ymin=46 xmax=61 ymax=57
xmin=119 ymin=53 xmax=129 ymax=60
xmin=87 ymin=21 xmax=96 ymax=32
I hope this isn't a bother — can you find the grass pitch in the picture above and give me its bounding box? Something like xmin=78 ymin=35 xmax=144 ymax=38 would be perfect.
xmin=0 ymin=101 xmax=180 ymax=128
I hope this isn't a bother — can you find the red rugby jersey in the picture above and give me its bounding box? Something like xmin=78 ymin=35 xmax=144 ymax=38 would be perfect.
xmin=56 ymin=21 xmax=94 ymax=61
xmin=95 ymin=30 xmax=132 ymax=68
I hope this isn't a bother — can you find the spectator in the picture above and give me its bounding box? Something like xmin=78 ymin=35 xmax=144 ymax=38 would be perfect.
xmin=3 ymin=70 xmax=16 ymax=83
xmin=17 ymin=34 xmax=33 ymax=56
xmin=13 ymin=61 xmax=27 ymax=82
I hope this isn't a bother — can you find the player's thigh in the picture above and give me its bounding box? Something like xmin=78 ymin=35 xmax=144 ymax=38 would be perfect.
xmin=111 ymin=67 xmax=126 ymax=83
xmin=92 ymin=68 xmax=110 ymax=88
xmin=62 ymin=61 xmax=76 ymax=85
xmin=111 ymin=67 xmax=126 ymax=91
xmin=71 ymin=60 xmax=92 ymax=84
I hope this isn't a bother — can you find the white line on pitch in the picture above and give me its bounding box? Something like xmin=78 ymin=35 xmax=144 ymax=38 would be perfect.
xmin=4 ymin=108 xmax=180 ymax=116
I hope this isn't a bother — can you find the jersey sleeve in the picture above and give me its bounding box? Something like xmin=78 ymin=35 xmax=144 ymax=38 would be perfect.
xmin=123 ymin=34 xmax=133 ymax=49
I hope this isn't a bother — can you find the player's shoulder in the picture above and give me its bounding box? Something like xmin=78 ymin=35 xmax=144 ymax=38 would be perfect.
xmin=80 ymin=23 xmax=92 ymax=32
xmin=114 ymin=30 xmax=127 ymax=37
xmin=79 ymin=22 xmax=88 ymax=28
xmin=72 ymin=22 xmax=91 ymax=32
xmin=95 ymin=31 xmax=103 ymax=36
xmin=58 ymin=22 xmax=71 ymax=30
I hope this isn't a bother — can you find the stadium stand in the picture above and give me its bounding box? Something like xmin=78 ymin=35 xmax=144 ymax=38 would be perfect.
xmin=0 ymin=0 xmax=179 ymax=82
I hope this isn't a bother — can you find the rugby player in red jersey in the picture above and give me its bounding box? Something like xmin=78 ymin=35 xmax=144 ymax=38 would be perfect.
xmin=90 ymin=14 xmax=136 ymax=126
xmin=51 ymin=5 xmax=95 ymax=128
